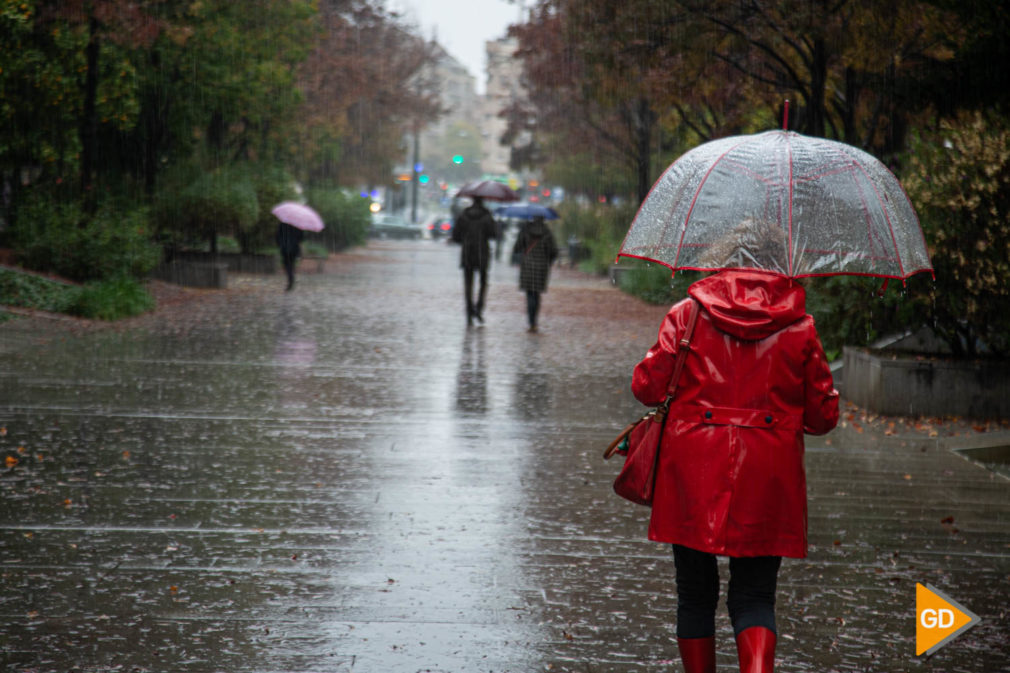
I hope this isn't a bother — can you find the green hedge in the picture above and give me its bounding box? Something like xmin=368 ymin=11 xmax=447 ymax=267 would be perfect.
xmin=304 ymin=187 xmax=371 ymax=251
xmin=11 ymin=199 xmax=160 ymax=282
xmin=0 ymin=269 xmax=154 ymax=321
xmin=555 ymin=202 xmax=638 ymax=275
xmin=70 ymin=277 xmax=155 ymax=320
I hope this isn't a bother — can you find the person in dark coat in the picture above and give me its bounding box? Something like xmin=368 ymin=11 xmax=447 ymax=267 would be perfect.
xmin=630 ymin=220 xmax=838 ymax=673
xmin=276 ymin=221 xmax=304 ymax=291
xmin=451 ymin=196 xmax=497 ymax=325
xmin=512 ymin=216 xmax=558 ymax=331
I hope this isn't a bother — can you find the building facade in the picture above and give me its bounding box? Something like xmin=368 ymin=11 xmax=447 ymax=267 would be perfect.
xmin=480 ymin=36 xmax=525 ymax=178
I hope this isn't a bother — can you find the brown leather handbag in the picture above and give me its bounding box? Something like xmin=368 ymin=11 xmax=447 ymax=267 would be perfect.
xmin=604 ymin=299 xmax=700 ymax=506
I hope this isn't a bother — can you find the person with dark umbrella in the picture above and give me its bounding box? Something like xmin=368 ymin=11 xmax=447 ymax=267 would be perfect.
xmin=451 ymin=196 xmax=497 ymax=325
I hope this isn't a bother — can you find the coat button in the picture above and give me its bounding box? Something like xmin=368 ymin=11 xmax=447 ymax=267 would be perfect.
xmin=705 ymin=411 xmax=713 ymax=419
xmin=765 ymin=415 xmax=773 ymax=424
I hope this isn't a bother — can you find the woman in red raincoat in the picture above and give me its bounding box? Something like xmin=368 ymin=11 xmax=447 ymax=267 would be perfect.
xmin=631 ymin=226 xmax=838 ymax=673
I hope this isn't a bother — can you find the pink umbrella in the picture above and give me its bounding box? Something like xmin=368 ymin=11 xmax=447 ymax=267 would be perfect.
xmin=271 ymin=202 xmax=325 ymax=232
xmin=455 ymin=180 xmax=520 ymax=202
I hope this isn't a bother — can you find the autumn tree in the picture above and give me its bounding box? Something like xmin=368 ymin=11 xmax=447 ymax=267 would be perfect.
xmin=901 ymin=111 xmax=1010 ymax=357
xmin=0 ymin=1 xmax=80 ymax=222
xmin=32 ymin=0 xmax=163 ymax=206
xmin=509 ymin=1 xmax=768 ymax=203
xmin=510 ymin=1 xmax=676 ymax=203
xmin=295 ymin=0 xmax=442 ymax=188
xmin=673 ymin=0 xmax=960 ymax=154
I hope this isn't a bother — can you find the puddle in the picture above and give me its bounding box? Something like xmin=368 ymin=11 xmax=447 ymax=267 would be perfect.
xmin=954 ymin=444 xmax=1010 ymax=479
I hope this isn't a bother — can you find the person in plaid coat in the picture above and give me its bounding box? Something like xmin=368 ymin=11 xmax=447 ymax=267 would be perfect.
xmin=512 ymin=216 xmax=558 ymax=331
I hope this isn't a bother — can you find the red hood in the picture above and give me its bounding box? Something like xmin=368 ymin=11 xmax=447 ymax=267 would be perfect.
xmin=688 ymin=270 xmax=806 ymax=340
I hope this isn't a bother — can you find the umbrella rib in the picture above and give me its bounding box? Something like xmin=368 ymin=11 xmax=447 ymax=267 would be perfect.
xmin=670 ymin=136 xmax=757 ymax=269
xmin=831 ymin=144 xmax=908 ymax=278
xmin=786 ymin=133 xmax=795 ymax=276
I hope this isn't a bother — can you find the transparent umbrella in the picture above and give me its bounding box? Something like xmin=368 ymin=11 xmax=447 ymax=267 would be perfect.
xmin=618 ymin=130 xmax=933 ymax=280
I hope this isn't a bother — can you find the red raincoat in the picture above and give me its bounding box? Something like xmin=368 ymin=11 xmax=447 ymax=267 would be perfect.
xmin=632 ymin=270 xmax=838 ymax=558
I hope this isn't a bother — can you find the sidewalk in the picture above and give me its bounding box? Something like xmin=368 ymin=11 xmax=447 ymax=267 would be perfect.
xmin=1 ymin=240 xmax=1007 ymax=672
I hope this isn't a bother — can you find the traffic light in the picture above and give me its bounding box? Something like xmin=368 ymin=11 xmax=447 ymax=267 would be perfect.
xmin=451 ymin=155 xmax=464 ymax=165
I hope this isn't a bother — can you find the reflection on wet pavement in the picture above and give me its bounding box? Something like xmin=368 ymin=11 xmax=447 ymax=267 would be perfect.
xmin=1 ymin=239 xmax=1007 ymax=672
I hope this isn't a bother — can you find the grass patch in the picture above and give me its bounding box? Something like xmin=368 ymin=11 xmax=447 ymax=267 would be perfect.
xmin=0 ymin=269 xmax=155 ymax=321
xmin=0 ymin=268 xmax=80 ymax=313
xmin=69 ymin=277 xmax=155 ymax=321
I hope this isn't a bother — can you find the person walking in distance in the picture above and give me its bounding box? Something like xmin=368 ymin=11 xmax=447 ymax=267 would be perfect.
xmin=630 ymin=221 xmax=839 ymax=673
xmin=276 ymin=220 xmax=304 ymax=292
xmin=451 ymin=196 xmax=497 ymax=325
xmin=512 ymin=215 xmax=558 ymax=332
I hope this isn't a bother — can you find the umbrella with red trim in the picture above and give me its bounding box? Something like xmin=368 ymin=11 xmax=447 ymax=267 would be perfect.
xmin=618 ymin=130 xmax=932 ymax=282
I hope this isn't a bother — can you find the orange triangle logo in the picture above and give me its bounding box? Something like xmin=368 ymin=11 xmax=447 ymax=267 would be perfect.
xmin=916 ymin=583 xmax=981 ymax=656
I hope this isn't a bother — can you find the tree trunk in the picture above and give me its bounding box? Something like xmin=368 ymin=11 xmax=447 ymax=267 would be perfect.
xmin=842 ymin=66 xmax=858 ymax=145
xmin=80 ymin=15 xmax=100 ymax=212
xmin=806 ymin=36 xmax=827 ymax=137
xmin=634 ymin=98 xmax=655 ymax=205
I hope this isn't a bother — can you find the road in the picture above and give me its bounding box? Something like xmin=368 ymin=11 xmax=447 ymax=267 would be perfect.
xmin=1 ymin=238 xmax=1007 ymax=672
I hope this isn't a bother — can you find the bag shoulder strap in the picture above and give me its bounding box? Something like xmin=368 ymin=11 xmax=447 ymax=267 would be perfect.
xmin=602 ymin=299 xmax=702 ymax=460
xmin=662 ymin=298 xmax=701 ymax=404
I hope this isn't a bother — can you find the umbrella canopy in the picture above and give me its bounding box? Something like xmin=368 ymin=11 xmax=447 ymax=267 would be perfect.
xmin=618 ymin=130 xmax=932 ymax=280
xmin=271 ymin=201 xmax=325 ymax=232
xmin=495 ymin=203 xmax=559 ymax=220
xmin=455 ymin=180 xmax=520 ymax=202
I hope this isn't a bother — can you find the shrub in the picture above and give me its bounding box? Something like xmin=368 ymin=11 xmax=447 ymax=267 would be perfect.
xmin=12 ymin=199 xmax=160 ymax=282
xmin=304 ymin=187 xmax=371 ymax=251
xmin=69 ymin=276 xmax=155 ymax=321
xmin=247 ymin=163 xmax=300 ymax=254
xmin=617 ymin=262 xmax=700 ymax=305
xmin=901 ymin=110 xmax=1010 ymax=357
xmin=154 ymin=163 xmax=258 ymax=252
xmin=556 ymin=202 xmax=638 ymax=274
xmin=801 ymin=275 xmax=925 ymax=360
xmin=0 ymin=268 xmax=80 ymax=313
xmin=302 ymin=241 xmax=329 ymax=258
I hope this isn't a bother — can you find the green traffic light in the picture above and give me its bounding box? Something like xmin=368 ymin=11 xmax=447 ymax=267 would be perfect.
xmin=452 ymin=155 xmax=464 ymax=165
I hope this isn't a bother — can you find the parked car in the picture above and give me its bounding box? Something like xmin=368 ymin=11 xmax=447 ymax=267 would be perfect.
xmin=368 ymin=213 xmax=421 ymax=240
xmin=422 ymin=214 xmax=454 ymax=239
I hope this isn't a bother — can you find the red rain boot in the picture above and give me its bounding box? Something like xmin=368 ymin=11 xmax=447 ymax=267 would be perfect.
xmin=735 ymin=627 xmax=776 ymax=673
xmin=677 ymin=636 xmax=716 ymax=673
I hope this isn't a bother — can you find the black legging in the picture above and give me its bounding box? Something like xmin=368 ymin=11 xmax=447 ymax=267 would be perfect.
xmin=281 ymin=251 xmax=298 ymax=288
xmin=672 ymin=544 xmax=782 ymax=639
xmin=526 ymin=290 xmax=541 ymax=327
xmin=463 ymin=266 xmax=489 ymax=318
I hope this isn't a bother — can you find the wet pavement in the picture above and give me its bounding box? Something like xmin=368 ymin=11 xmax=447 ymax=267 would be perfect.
xmin=1 ymin=238 xmax=1008 ymax=672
